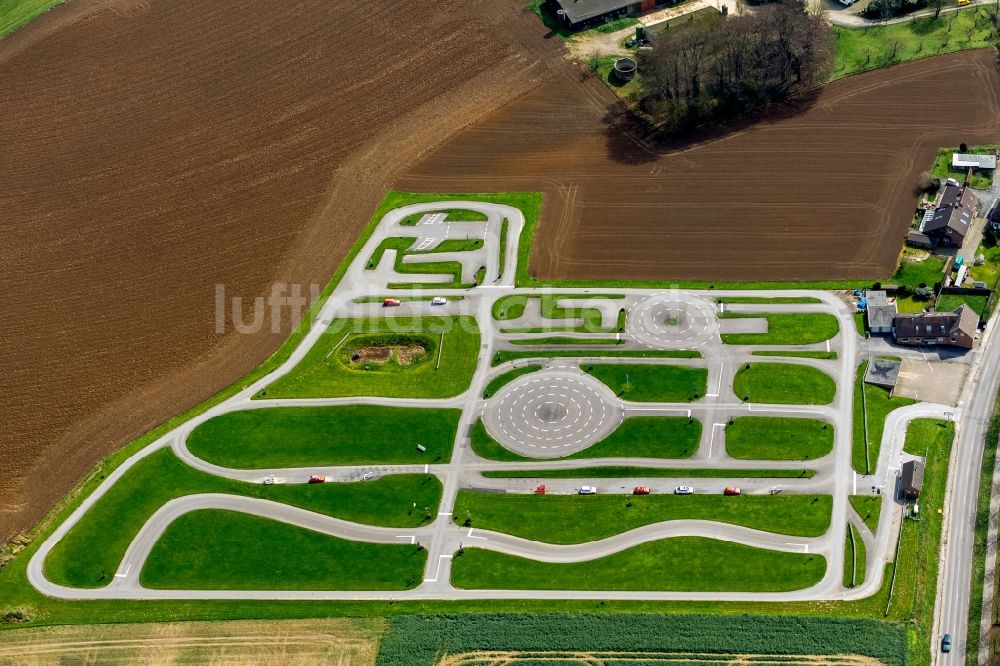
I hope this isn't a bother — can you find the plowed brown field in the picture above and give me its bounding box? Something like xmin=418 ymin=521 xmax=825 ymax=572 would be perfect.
xmin=398 ymin=49 xmax=1000 ymax=281
xmin=0 ymin=0 xmax=561 ymax=544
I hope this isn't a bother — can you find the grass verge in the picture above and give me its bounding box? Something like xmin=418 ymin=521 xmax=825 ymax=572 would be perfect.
xmin=481 ymin=467 xmax=815 ymax=479
xmin=483 ymin=364 xmax=543 ymax=398
xmin=852 ymin=361 xmax=917 ymax=474
xmin=752 ymin=350 xmax=838 ymax=360
xmin=494 ymin=349 xmax=699 ymax=364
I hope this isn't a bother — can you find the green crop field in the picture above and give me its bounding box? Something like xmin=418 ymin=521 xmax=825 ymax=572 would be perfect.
xmin=261 ymin=316 xmax=479 ymax=399
xmin=587 ymin=363 xmax=708 ymax=401
xmin=453 ymin=491 xmax=832 ymax=543
xmin=186 ymin=405 xmax=460 ymax=468
xmin=725 ymin=417 xmax=834 ymax=461
xmin=732 ymin=363 xmax=837 ymax=405
xmin=451 ymin=538 xmax=826 ymax=592
xmin=469 ymin=416 xmax=702 ymax=462
xmin=720 ymin=313 xmax=840 ymax=345
xmin=42 ymin=449 xmax=441 ymax=588
xmin=141 ymin=510 xmax=426 ymax=590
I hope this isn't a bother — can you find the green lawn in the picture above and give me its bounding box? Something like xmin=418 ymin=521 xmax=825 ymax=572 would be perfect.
xmin=936 ymin=293 xmax=988 ymax=317
xmin=752 ymin=351 xmax=838 ymax=360
xmin=187 ymin=406 xmax=459 ymax=468
xmin=850 ymin=495 xmax=882 ymax=533
xmin=399 ymin=208 xmax=488 ymax=225
xmin=365 ymin=236 xmax=478 ymax=288
xmin=0 ymin=0 xmax=63 ymax=38
xmin=493 ymin=349 xmax=700 ymax=365
xmin=929 ymin=145 xmax=997 ymax=190
xmin=508 ymin=336 xmax=621 ymax=346
xmin=720 ymin=313 xmax=840 ymax=345
xmin=451 ymin=538 xmax=826 ymax=592
xmin=261 ymin=316 xmax=479 ymax=399
xmin=725 ymin=417 xmax=834 ymax=461
xmin=482 ymin=467 xmax=815 ymax=479
xmin=891 ymin=250 xmax=947 ymax=289
xmin=852 ymin=362 xmax=917 ymax=474
xmin=716 ymin=297 xmax=823 ymax=304
xmin=141 ymin=510 xmax=426 ymax=590
xmin=831 ymin=9 xmax=1000 ymax=80
xmin=494 ymin=294 xmax=624 ymax=332
xmin=586 ymin=364 xmax=708 ymax=402
xmin=732 ymin=363 xmax=837 ymax=405
xmin=483 ymin=364 xmax=543 ymax=398
xmin=453 ymin=491 xmax=832 ymax=543
xmin=43 ymin=448 xmax=441 ymax=588
xmin=970 ymin=240 xmax=1000 ymax=288
xmin=469 ymin=417 xmax=702 ymax=462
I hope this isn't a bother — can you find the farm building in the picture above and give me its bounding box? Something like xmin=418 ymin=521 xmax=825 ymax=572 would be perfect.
xmin=988 ymin=201 xmax=1000 ymax=235
xmin=864 ymin=357 xmax=901 ymax=392
xmin=548 ymin=0 xmax=671 ymax=28
xmin=919 ymin=185 xmax=979 ymax=249
xmin=899 ymin=459 xmax=924 ymax=501
xmin=643 ymin=6 xmax=722 ymax=41
xmin=952 ymin=153 xmax=997 ymax=171
xmin=893 ymin=304 xmax=979 ymax=349
xmin=866 ymin=290 xmax=897 ymax=335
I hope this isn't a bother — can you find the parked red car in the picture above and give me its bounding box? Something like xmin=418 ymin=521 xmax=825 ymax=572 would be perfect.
xmin=724 ymin=486 xmax=742 ymax=496
xmin=633 ymin=486 xmax=651 ymax=495
xmin=308 ymin=474 xmax=326 ymax=484
xmin=383 ymin=298 xmax=401 ymax=307
xmin=534 ymin=485 xmax=546 ymax=495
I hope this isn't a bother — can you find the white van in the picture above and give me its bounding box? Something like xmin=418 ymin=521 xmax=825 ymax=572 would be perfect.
xmin=579 ymin=486 xmax=598 ymax=495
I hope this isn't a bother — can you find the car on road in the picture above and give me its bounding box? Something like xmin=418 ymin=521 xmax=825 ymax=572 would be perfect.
xmin=633 ymin=486 xmax=650 ymax=495
xmin=262 ymin=475 xmax=277 ymax=485
xmin=308 ymin=474 xmax=326 ymax=484
xmin=431 ymin=297 xmax=448 ymax=305
xmin=941 ymin=634 xmax=952 ymax=653
xmin=534 ymin=484 xmax=546 ymax=495
xmin=578 ymin=485 xmax=597 ymax=495
xmin=383 ymin=298 xmax=401 ymax=307
xmin=770 ymin=486 xmax=783 ymax=494
xmin=724 ymin=486 xmax=742 ymax=496
xmin=674 ymin=486 xmax=694 ymax=495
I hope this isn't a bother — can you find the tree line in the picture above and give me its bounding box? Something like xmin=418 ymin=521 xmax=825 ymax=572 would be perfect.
xmin=636 ymin=1 xmax=833 ymax=133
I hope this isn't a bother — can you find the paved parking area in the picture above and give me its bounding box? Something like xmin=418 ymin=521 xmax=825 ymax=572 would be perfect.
xmin=894 ymin=359 xmax=968 ymax=406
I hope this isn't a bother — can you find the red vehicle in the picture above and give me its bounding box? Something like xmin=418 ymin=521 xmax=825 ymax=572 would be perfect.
xmin=534 ymin=484 xmax=546 ymax=495
xmin=724 ymin=486 xmax=742 ymax=496
xmin=383 ymin=298 xmax=402 ymax=307
xmin=633 ymin=486 xmax=651 ymax=495
xmin=308 ymin=474 xmax=326 ymax=484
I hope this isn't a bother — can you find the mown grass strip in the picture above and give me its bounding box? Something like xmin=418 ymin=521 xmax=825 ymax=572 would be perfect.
xmin=187 ymin=406 xmax=460 ymax=468
xmin=44 ymin=448 xmax=441 ymax=588
xmin=481 ymin=467 xmax=815 ymax=479
xmin=851 ymin=361 xmax=916 ymax=474
xmin=453 ymin=491 xmax=832 ymax=543
xmin=141 ymin=510 xmax=426 ymax=591
xmin=493 ymin=349 xmax=700 ymax=365
xmin=725 ymin=417 xmax=834 ymax=461
xmin=732 ymin=363 xmax=836 ymax=405
xmin=850 ymin=495 xmax=882 ymax=533
xmin=483 ymin=364 xmax=543 ymax=398
xmin=720 ymin=313 xmax=840 ymax=345
xmin=451 ymin=538 xmax=826 ymax=592
xmin=752 ymin=350 xmax=838 ymax=360
xmin=587 ymin=364 xmax=708 ymax=402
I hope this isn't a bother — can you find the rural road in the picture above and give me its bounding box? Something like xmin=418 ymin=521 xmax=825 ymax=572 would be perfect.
xmin=23 ymin=199 xmax=985 ymax=619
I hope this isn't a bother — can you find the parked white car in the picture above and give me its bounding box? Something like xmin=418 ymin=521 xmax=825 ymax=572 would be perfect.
xmin=578 ymin=485 xmax=598 ymax=495
xmin=674 ymin=485 xmax=694 ymax=495
xmin=262 ymin=475 xmax=277 ymax=485
xmin=431 ymin=297 xmax=448 ymax=305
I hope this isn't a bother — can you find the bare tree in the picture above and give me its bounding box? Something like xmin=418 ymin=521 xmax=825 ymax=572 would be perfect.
xmin=932 ymin=0 xmax=943 ymax=19
xmin=863 ymin=47 xmax=876 ymax=65
xmin=888 ymin=38 xmax=903 ymax=59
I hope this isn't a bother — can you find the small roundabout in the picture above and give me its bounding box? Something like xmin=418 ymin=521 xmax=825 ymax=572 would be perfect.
xmin=627 ymin=293 xmax=719 ymax=349
xmin=481 ymin=370 xmax=623 ymax=458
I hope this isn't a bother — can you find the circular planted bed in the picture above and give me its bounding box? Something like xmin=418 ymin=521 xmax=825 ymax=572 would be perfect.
xmin=338 ymin=333 xmax=434 ymax=373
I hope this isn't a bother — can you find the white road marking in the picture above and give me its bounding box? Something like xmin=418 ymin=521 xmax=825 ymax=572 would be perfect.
xmin=423 ymin=555 xmax=453 ymax=583
xmin=467 ymin=528 xmax=487 ymax=541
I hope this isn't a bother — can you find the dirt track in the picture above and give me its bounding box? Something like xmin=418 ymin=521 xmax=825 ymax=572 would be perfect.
xmin=398 ymin=49 xmax=1000 ymax=281
xmin=0 ymin=0 xmax=560 ymax=544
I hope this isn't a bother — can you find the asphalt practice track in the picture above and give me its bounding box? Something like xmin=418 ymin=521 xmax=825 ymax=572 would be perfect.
xmin=28 ymin=201 xmax=960 ymax=603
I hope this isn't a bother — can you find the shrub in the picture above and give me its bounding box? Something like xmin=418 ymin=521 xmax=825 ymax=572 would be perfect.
xmin=1 ymin=607 xmax=33 ymax=624
xmin=914 ymin=286 xmax=934 ymax=300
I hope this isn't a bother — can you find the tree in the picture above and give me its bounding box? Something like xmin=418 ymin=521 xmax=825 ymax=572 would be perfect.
xmin=863 ymin=47 xmax=876 ymax=65
xmin=914 ymin=286 xmax=934 ymax=301
xmin=888 ymin=39 xmax=903 ymax=59
xmin=932 ymin=0 xmax=943 ymax=19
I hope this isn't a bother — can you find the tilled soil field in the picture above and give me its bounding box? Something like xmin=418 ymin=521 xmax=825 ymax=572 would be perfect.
xmin=0 ymin=0 xmax=561 ymax=543
xmin=397 ymin=49 xmax=1000 ymax=282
